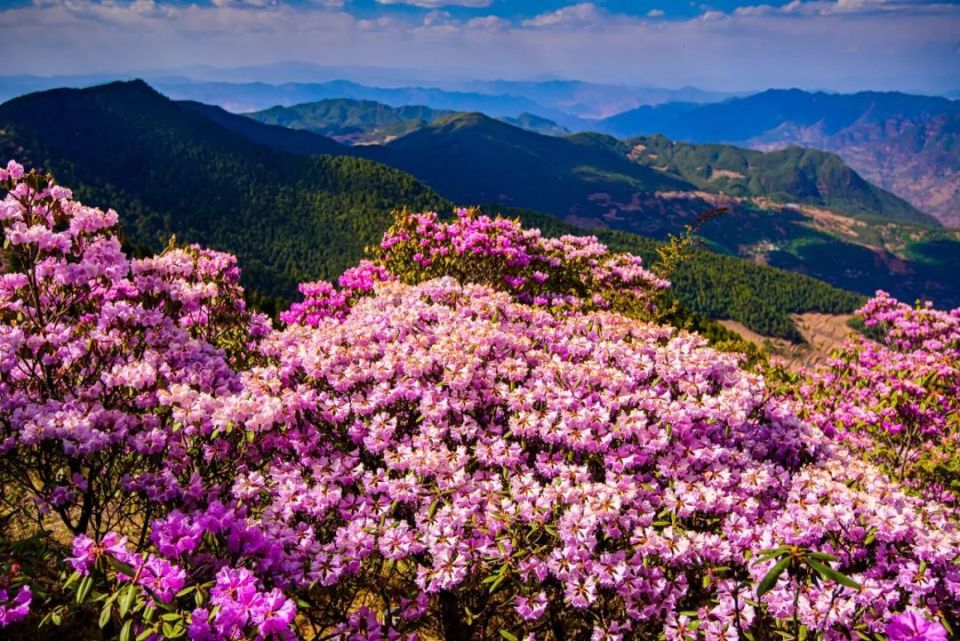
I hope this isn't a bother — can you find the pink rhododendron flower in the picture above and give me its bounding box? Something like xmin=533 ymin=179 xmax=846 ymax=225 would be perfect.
xmin=885 ymin=610 xmax=949 ymax=641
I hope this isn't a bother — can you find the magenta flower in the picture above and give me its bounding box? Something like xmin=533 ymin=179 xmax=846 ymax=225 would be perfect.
xmin=66 ymin=535 xmax=98 ymax=574
xmin=885 ymin=611 xmax=948 ymax=641
xmin=0 ymin=586 xmax=31 ymax=627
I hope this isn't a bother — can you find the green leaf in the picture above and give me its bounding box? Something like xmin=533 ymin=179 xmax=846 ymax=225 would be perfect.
xmin=119 ymin=619 xmax=133 ymax=641
xmin=137 ymin=628 xmax=158 ymax=641
xmin=107 ymin=556 xmax=137 ymax=578
xmin=162 ymin=620 xmax=185 ymax=638
xmin=499 ymin=630 xmax=519 ymax=641
xmin=76 ymin=575 xmax=94 ymax=605
xmin=175 ymin=586 xmax=195 ymax=599
xmin=805 ymin=559 xmax=860 ymax=590
xmin=63 ymin=570 xmax=81 ymax=591
xmin=488 ymin=572 xmax=506 ymax=594
xmin=757 ymin=556 xmax=791 ymax=598
xmin=939 ymin=613 xmax=954 ymax=636
xmin=119 ymin=583 xmax=136 ymax=618
xmin=99 ymin=603 xmax=113 ymax=628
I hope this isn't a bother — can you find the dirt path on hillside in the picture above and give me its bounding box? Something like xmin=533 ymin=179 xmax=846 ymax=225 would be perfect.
xmin=719 ymin=313 xmax=855 ymax=371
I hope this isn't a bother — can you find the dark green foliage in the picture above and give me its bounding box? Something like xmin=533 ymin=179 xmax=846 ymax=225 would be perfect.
xmin=359 ymin=112 xmax=692 ymax=216
xmin=0 ymin=80 xmax=447 ymax=299
xmin=499 ymin=208 xmax=864 ymax=342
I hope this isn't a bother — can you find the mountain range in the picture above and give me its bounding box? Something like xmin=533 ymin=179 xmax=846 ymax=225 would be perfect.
xmin=592 ymin=89 xmax=960 ymax=226
xmin=3 ymin=81 xmax=959 ymax=316
xmin=0 ymin=79 xmax=875 ymax=341
xmin=235 ymin=96 xmax=960 ymax=305
xmin=336 ymin=109 xmax=960 ymax=309
xmin=0 ymin=73 xmax=736 ymax=120
xmin=3 ymin=75 xmax=955 ymax=228
xmin=245 ymin=100 xmax=570 ymax=144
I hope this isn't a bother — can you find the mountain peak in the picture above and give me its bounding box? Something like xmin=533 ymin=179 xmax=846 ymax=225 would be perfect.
xmin=431 ymin=111 xmax=500 ymax=129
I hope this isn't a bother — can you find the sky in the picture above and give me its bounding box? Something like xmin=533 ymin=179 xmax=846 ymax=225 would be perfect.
xmin=0 ymin=0 xmax=958 ymax=93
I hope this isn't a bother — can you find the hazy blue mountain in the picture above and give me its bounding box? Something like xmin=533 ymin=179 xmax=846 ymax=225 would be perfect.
xmin=501 ymin=113 xmax=571 ymax=136
xmin=149 ymin=78 xmax=586 ymax=127
xmin=452 ymin=79 xmax=738 ymax=118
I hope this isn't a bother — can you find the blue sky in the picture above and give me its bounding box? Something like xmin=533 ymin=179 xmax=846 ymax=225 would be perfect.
xmin=0 ymin=0 xmax=958 ymax=92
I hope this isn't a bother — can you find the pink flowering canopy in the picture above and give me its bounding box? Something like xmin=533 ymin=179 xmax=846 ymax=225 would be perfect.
xmin=800 ymin=291 xmax=960 ymax=503
xmin=0 ymin=162 xmax=957 ymax=641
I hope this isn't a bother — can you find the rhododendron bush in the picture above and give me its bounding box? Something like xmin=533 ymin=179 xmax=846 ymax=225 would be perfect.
xmin=0 ymin=163 xmax=958 ymax=641
xmin=800 ymin=292 xmax=960 ymax=504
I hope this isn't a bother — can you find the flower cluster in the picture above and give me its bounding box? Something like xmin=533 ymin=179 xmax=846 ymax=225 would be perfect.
xmin=376 ymin=208 xmax=669 ymax=317
xmin=70 ymin=532 xmax=187 ymax=602
xmin=0 ymin=585 xmax=31 ymax=627
xmin=280 ymin=260 xmax=393 ymax=327
xmin=184 ymin=568 xmax=296 ymax=641
xmin=800 ymin=291 xmax=960 ymax=503
xmin=1 ymin=164 xmax=957 ymax=640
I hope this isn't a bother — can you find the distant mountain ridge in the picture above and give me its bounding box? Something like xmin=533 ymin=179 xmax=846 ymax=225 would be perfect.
xmin=594 ymin=89 xmax=960 ymax=226
xmin=3 ymin=80 xmax=959 ymax=322
xmin=249 ymin=99 xmax=455 ymax=144
xmin=179 ymin=91 xmax=960 ymax=309
xmin=245 ymin=99 xmax=571 ymax=143
xmin=0 ymin=79 xmax=875 ymax=341
xmin=0 ymin=73 xmax=737 ymax=121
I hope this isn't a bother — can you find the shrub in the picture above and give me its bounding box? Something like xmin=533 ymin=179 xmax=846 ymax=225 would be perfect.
xmin=1 ymin=164 xmax=957 ymax=641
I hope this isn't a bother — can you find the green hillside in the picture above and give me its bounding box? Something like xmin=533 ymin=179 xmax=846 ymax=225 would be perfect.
xmin=0 ymin=81 xmax=447 ymax=299
xmin=626 ymin=135 xmax=938 ymax=225
xmin=362 ymin=112 xmax=693 ymax=214
xmin=499 ymin=208 xmax=865 ymax=341
xmin=248 ymin=98 xmax=454 ymax=144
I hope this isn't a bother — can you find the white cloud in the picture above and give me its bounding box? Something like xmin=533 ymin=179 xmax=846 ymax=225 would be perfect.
xmin=646 ymin=9 xmax=665 ymax=18
xmin=374 ymin=0 xmax=491 ymax=8
xmin=733 ymin=4 xmax=776 ymax=16
xmin=699 ymin=9 xmax=728 ymax=21
xmin=211 ymin=0 xmax=279 ymax=8
xmin=465 ymin=14 xmax=508 ymax=30
xmin=0 ymin=0 xmax=958 ymax=94
xmin=522 ymin=3 xmax=603 ymax=28
xmin=734 ymin=0 xmax=950 ymax=16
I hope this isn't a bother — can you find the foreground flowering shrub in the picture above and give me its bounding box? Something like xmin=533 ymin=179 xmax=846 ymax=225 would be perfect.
xmin=800 ymin=291 xmax=960 ymax=503
xmin=377 ymin=208 xmax=669 ymax=315
xmin=283 ymin=208 xmax=669 ymax=330
xmin=0 ymin=163 xmax=957 ymax=640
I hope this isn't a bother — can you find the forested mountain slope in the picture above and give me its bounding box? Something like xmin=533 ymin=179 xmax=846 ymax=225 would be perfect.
xmin=0 ymin=80 xmax=446 ymax=299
